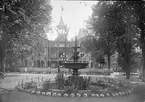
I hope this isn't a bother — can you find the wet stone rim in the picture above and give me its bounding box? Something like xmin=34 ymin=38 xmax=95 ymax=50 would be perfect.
xmin=16 ymin=86 xmax=134 ymax=98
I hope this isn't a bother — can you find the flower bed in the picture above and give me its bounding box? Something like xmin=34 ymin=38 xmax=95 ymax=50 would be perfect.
xmin=16 ymin=85 xmax=134 ymax=98
xmin=16 ymin=76 xmax=134 ymax=98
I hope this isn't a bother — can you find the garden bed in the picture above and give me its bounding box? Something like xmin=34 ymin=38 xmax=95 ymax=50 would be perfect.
xmin=16 ymin=85 xmax=134 ymax=98
xmin=16 ymin=74 xmax=134 ymax=98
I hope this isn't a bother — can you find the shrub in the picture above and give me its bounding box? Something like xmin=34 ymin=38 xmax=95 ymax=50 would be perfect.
xmin=55 ymin=73 xmax=65 ymax=89
xmin=42 ymin=80 xmax=51 ymax=91
xmin=24 ymin=81 xmax=37 ymax=89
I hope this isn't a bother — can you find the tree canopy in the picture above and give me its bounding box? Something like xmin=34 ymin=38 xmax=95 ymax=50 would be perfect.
xmin=83 ymin=1 xmax=142 ymax=79
xmin=0 ymin=0 xmax=52 ymax=72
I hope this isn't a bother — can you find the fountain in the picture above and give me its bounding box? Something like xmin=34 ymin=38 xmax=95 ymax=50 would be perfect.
xmin=63 ymin=36 xmax=88 ymax=76
xmin=16 ymin=36 xmax=134 ymax=98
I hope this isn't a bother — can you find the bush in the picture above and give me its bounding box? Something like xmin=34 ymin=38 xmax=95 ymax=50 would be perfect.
xmin=55 ymin=73 xmax=65 ymax=89
xmin=24 ymin=81 xmax=37 ymax=89
xmin=42 ymin=80 xmax=51 ymax=91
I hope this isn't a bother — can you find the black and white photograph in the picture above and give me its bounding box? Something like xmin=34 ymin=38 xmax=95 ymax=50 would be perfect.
xmin=0 ymin=0 xmax=145 ymax=102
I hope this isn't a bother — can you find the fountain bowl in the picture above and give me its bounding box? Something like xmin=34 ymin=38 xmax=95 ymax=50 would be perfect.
xmin=63 ymin=62 xmax=88 ymax=69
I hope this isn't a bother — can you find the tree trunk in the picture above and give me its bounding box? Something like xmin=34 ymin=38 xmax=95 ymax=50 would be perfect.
xmin=0 ymin=47 xmax=2 ymax=72
xmin=0 ymin=39 xmax=5 ymax=73
xmin=10 ymin=56 xmax=12 ymax=71
xmin=142 ymin=47 xmax=145 ymax=81
xmin=107 ymin=55 xmax=111 ymax=70
xmin=126 ymin=67 xmax=131 ymax=79
xmin=126 ymin=72 xmax=130 ymax=79
xmin=139 ymin=1 xmax=145 ymax=81
xmin=107 ymin=54 xmax=111 ymax=75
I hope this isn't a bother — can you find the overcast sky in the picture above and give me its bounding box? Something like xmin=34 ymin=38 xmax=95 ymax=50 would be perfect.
xmin=46 ymin=1 xmax=98 ymax=40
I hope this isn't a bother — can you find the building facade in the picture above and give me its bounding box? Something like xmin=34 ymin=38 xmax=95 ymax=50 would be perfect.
xmin=22 ymin=12 xmax=91 ymax=69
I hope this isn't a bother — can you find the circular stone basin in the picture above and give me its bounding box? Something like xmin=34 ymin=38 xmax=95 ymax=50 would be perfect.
xmin=63 ymin=62 xmax=88 ymax=69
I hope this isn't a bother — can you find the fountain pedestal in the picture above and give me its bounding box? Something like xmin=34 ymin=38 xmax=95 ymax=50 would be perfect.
xmin=63 ymin=36 xmax=88 ymax=77
xmin=73 ymin=68 xmax=79 ymax=76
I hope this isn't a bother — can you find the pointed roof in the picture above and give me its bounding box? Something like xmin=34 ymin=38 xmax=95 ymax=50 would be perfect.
xmin=57 ymin=16 xmax=67 ymax=29
xmin=59 ymin=16 xmax=65 ymax=26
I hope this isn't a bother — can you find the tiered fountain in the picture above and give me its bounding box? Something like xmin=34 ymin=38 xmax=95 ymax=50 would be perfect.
xmin=63 ymin=36 xmax=88 ymax=76
xmin=16 ymin=36 xmax=134 ymax=98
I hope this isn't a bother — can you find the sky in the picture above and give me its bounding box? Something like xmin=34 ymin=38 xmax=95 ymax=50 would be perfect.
xmin=46 ymin=1 xmax=98 ymax=40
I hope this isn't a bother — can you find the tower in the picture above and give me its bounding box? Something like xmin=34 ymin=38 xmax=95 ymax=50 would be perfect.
xmin=55 ymin=6 xmax=70 ymax=65
xmin=56 ymin=6 xmax=69 ymax=42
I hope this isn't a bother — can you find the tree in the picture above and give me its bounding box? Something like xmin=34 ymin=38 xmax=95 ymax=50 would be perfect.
xmin=112 ymin=1 xmax=144 ymax=79
xmin=81 ymin=35 xmax=98 ymax=53
xmin=117 ymin=37 xmax=134 ymax=79
xmin=0 ymin=0 xmax=52 ymax=72
xmin=81 ymin=35 xmax=100 ymax=66
xmin=110 ymin=1 xmax=139 ymax=79
xmin=137 ymin=1 xmax=145 ymax=80
xmin=87 ymin=1 xmax=139 ymax=79
xmin=88 ymin=1 xmax=123 ymax=74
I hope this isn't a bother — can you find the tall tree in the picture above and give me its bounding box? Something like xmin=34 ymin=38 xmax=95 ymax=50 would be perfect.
xmin=113 ymin=1 xmax=145 ymax=79
xmin=88 ymin=1 xmax=123 ymax=73
xmin=137 ymin=1 xmax=145 ymax=80
xmin=88 ymin=1 xmax=139 ymax=79
xmin=0 ymin=0 xmax=52 ymax=72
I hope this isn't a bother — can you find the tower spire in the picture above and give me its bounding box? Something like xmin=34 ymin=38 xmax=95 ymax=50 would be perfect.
xmin=57 ymin=6 xmax=66 ymax=29
xmin=61 ymin=6 xmax=64 ymax=18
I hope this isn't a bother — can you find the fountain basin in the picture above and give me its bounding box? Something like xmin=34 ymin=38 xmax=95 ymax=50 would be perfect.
xmin=63 ymin=62 xmax=88 ymax=69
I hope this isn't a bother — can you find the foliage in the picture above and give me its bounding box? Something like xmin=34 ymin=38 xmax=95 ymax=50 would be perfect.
xmin=112 ymin=1 xmax=140 ymax=79
xmin=117 ymin=49 xmax=138 ymax=73
xmin=66 ymin=76 xmax=90 ymax=90
xmin=55 ymin=72 xmax=65 ymax=89
xmin=81 ymin=35 xmax=98 ymax=53
xmin=24 ymin=81 xmax=37 ymax=89
xmin=42 ymin=80 xmax=51 ymax=91
xmin=95 ymin=53 xmax=106 ymax=65
xmin=81 ymin=34 xmax=107 ymax=66
xmin=55 ymin=73 xmax=91 ymax=91
xmin=87 ymin=1 xmax=123 ymax=70
xmin=0 ymin=0 xmax=52 ymax=71
xmin=87 ymin=1 xmax=141 ymax=79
